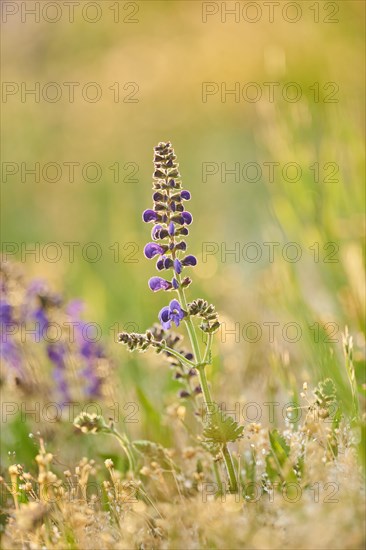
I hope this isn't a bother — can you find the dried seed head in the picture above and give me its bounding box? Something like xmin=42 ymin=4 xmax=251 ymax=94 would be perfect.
xmin=73 ymin=412 xmax=109 ymax=434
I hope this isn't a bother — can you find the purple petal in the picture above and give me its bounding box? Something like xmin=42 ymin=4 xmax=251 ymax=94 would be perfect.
xmin=175 ymin=241 xmax=187 ymax=251
xmin=164 ymin=257 xmax=174 ymax=269
xmin=171 ymin=312 xmax=182 ymax=327
xmin=181 ymin=255 xmax=197 ymax=267
xmin=0 ymin=301 xmax=12 ymax=325
xmin=151 ymin=224 xmax=162 ymax=240
xmin=156 ymin=257 xmax=165 ymax=270
xmin=171 ymin=214 xmax=184 ymax=225
xmin=168 ymin=221 xmax=175 ymax=236
xmin=160 ymin=307 xmax=170 ymax=322
xmin=182 ymin=211 xmax=193 ymax=225
xmin=169 ymin=299 xmax=184 ymax=327
xmin=143 ymin=209 xmax=158 ymax=223
xmin=153 ymin=192 xmax=165 ymax=202
xmin=172 ymin=278 xmax=179 ymax=289
xmin=66 ymin=299 xmax=83 ymax=319
xmin=169 ymin=299 xmax=182 ymax=313
xmin=173 ymin=259 xmax=182 ymax=274
xmin=181 ymin=190 xmax=191 ymax=200
xmin=159 ymin=306 xmax=171 ymax=329
xmin=148 ymin=277 xmax=172 ymax=292
xmin=144 ymin=243 xmax=164 ymax=259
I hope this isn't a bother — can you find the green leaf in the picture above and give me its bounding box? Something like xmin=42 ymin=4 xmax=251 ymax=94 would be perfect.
xmin=201 ymin=440 xmax=221 ymax=456
xmin=268 ymin=429 xmax=290 ymax=468
xmin=135 ymin=385 xmax=169 ymax=444
xmin=267 ymin=429 xmax=298 ymax=483
xmin=314 ymin=378 xmax=337 ymax=408
xmin=203 ymin=412 xmax=244 ymax=445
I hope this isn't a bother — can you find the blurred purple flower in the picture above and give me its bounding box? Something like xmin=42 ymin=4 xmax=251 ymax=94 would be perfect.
xmin=0 ymin=300 xmax=22 ymax=375
xmin=66 ymin=299 xmax=103 ymax=399
xmin=47 ymin=343 xmax=70 ymax=405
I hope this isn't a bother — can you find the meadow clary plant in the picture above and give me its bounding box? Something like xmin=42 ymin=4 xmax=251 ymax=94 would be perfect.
xmin=118 ymin=142 xmax=243 ymax=492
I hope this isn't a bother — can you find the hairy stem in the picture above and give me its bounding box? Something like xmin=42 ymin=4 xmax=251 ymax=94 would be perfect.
xmin=176 ymin=280 xmax=238 ymax=494
xmin=176 ymin=283 xmax=213 ymax=408
xmin=222 ymin=444 xmax=238 ymax=493
xmin=111 ymin=429 xmax=136 ymax=472
xmin=159 ymin=344 xmax=195 ymax=369
xmin=213 ymin=460 xmax=224 ymax=495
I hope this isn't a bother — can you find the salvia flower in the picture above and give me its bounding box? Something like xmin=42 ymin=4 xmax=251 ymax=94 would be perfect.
xmin=148 ymin=277 xmax=172 ymax=292
xmin=159 ymin=299 xmax=185 ymax=330
xmin=144 ymin=243 xmax=166 ymax=259
xmin=142 ymin=142 xmax=197 ymax=295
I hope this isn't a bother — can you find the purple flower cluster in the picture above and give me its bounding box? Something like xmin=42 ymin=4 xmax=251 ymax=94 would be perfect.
xmin=0 ymin=300 xmax=22 ymax=375
xmin=142 ymin=142 xmax=197 ymax=328
xmin=0 ymin=262 xmax=105 ymax=404
xmin=66 ymin=300 xmax=103 ymax=398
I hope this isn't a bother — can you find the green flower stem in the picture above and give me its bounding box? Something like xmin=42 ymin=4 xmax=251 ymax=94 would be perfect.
xmin=222 ymin=444 xmax=238 ymax=494
xmin=176 ymin=282 xmax=213 ymax=407
xmin=176 ymin=279 xmax=238 ymax=494
xmin=176 ymin=284 xmax=202 ymax=362
xmin=111 ymin=428 xmax=136 ymax=472
xmin=195 ymin=363 xmax=213 ymax=408
xmin=203 ymin=332 xmax=213 ymax=364
xmin=213 ymin=460 xmax=224 ymax=496
xmin=158 ymin=344 xmax=195 ymax=370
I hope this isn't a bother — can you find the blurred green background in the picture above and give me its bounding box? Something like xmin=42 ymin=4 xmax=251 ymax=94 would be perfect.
xmin=1 ymin=0 xmax=365 ymax=446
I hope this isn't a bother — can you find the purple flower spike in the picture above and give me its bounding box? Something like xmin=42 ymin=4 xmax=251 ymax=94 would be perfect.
xmin=158 ymin=299 xmax=185 ymax=329
xmin=143 ymin=209 xmax=158 ymax=223
xmin=168 ymin=221 xmax=175 ymax=236
xmin=148 ymin=277 xmax=172 ymax=292
xmin=173 ymin=259 xmax=182 ymax=274
xmin=181 ymin=190 xmax=191 ymax=200
xmin=144 ymin=242 xmax=165 ymax=259
xmin=182 ymin=255 xmax=197 ymax=266
xmin=182 ymin=211 xmax=193 ymax=225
